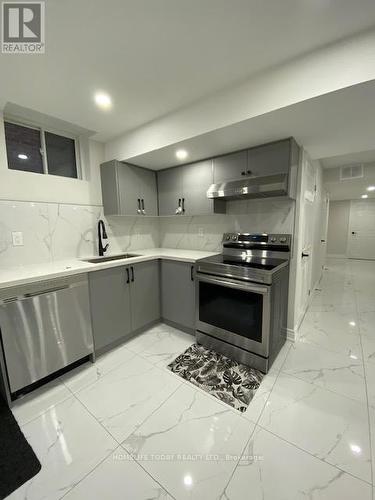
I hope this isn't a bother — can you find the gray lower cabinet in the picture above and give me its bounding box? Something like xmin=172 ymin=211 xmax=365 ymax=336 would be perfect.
xmin=101 ymin=160 xmax=158 ymax=216
xmin=89 ymin=266 xmax=132 ymax=351
xmin=130 ymin=260 xmax=160 ymax=331
xmin=89 ymin=261 xmax=160 ymax=352
xmin=161 ymin=260 xmax=195 ymax=331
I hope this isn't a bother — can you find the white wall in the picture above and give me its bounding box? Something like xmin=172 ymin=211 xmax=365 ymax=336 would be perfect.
xmin=0 ymin=112 xmax=104 ymax=206
xmin=0 ymin=112 xmax=161 ymax=265
xmin=289 ymin=152 xmax=327 ymax=336
xmin=106 ymin=29 xmax=375 ymax=161
xmin=327 ymin=200 xmax=350 ymax=257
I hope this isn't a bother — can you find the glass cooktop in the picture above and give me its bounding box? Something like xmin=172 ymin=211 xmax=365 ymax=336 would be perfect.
xmin=203 ymin=254 xmax=287 ymax=271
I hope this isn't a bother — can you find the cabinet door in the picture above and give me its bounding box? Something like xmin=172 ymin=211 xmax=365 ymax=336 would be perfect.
xmin=182 ymin=160 xmax=214 ymax=216
xmin=130 ymin=261 xmax=161 ymax=331
xmin=118 ymin=163 xmax=142 ymax=215
xmin=213 ymin=150 xmax=247 ymax=183
xmin=161 ymin=261 xmax=195 ymax=330
xmin=89 ymin=267 xmax=132 ymax=351
xmin=247 ymin=139 xmax=290 ymax=177
xmin=157 ymin=168 xmax=182 ymax=216
xmin=138 ymin=168 xmax=158 ymax=216
xmin=100 ymin=161 xmax=121 ymax=216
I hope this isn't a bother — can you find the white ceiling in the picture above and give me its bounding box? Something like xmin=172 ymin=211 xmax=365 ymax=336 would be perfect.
xmin=127 ymin=79 xmax=375 ymax=169
xmin=1 ymin=0 xmax=375 ymax=140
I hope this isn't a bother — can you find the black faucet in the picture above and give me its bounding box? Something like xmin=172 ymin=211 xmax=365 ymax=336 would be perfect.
xmin=98 ymin=219 xmax=109 ymax=256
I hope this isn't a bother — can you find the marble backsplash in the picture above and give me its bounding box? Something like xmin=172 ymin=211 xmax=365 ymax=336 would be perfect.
xmin=159 ymin=198 xmax=295 ymax=252
xmin=0 ymin=197 xmax=295 ymax=267
xmin=0 ymin=200 xmax=159 ymax=267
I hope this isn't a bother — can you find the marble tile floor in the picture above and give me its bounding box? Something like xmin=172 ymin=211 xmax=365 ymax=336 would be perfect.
xmin=6 ymin=258 xmax=375 ymax=499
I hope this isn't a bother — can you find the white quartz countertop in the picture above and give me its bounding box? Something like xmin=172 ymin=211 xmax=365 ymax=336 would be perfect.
xmin=0 ymin=248 xmax=218 ymax=290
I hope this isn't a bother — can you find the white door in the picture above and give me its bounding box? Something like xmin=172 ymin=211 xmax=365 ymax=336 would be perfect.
xmin=298 ymin=155 xmax=316 ymax=318
xmin=348 ymin=200 xmax=375 ymax=260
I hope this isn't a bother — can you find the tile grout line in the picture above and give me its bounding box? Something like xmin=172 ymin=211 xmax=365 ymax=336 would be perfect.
xmin=216 ymin=346 xmax=288 ymax=497
xmin=256 ymin=423 xmax=373 ymax=487
xmin=352 ymin=262 xmax=374 ymax=491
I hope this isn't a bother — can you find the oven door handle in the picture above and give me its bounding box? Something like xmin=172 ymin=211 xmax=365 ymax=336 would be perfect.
xmin=197 ymin=273 xmax=269 ymax=295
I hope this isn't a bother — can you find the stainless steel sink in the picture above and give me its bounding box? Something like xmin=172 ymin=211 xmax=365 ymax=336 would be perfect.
xmin=82 ymin=253 xmax=140 ymax=264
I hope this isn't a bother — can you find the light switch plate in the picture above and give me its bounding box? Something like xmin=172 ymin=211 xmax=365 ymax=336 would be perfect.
xmin=12 ymin=231 xmax=24 ymax=246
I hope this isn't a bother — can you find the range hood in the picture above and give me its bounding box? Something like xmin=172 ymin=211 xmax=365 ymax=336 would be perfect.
xmin=207 ymin=173 xmax=289 ymax=201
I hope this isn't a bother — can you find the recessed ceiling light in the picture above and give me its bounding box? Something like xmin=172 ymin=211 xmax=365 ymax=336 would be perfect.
xmin=94 ymin=92 xmax=112 ymax=110
xmin=17 ymin=153 xmax=28 ymax=160
xmin=361 ymin=194 xmax=368 ymax=199
xmin=176 ymin=149 xmax=188 ymax=160
xmin=367 ymin=186 xmax=375 ymax=191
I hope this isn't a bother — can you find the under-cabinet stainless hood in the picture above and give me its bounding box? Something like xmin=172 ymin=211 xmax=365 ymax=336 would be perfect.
xmin=207 ymin=173 xmax=289 ymax=200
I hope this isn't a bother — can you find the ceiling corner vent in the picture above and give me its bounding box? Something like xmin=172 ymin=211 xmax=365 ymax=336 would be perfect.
xmin=340 ymin=164 xmax=364 ymax=181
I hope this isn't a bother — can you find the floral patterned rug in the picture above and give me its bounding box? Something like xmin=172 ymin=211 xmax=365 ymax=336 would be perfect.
xmin=168 ymin=344 xmax=264 ymax=412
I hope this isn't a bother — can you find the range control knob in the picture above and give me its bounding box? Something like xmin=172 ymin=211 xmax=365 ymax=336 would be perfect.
xmin=279 ymin=237 xmax=287 ymax=243
xmin=231 ymin=235 xmax=237 ymax=241
xmin=225 ymin=235 xmax=231 ymax=241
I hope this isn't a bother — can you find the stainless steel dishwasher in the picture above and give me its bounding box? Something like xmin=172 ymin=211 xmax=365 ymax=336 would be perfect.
xmin=0 ymin=273 xmax=94 ymax=400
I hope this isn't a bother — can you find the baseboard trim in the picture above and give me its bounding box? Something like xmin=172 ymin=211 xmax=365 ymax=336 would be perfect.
xmin=162 ymin=318 xmax=195 ymax=337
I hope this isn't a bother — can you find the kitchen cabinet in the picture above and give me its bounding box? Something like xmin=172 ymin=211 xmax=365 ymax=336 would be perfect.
xmin=247 ymin=139 xmax=291 ymax=177
xmin=213 ymin=150 xmax=247 ymax=183
xmin=89 ymin=266 xmax=132 ymax=352
xmin=157 ymin=160 xmax=225 ymax=216
xmin=157 ymin=166 xmax=182 ymax=216
xmin=181 ymin=160 xmax=215 ymax=216
xmin=101 ymin=160 xmax=158 ymax=216
xmin=89 ymin=261 xmax=160 ymax=352
xmin=130 ymin=260 xmax=160 ymax=331
xmin=161 ymin=260 xmax=195 ymax=331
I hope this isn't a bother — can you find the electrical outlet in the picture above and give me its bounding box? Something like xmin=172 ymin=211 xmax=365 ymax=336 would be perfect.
xmin=198 ymin=227 xmax=204 ymax=237
xmin=12 ymin=231 xmax=24 ymax=246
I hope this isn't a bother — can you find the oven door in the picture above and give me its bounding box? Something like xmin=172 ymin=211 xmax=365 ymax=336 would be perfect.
xmin=196 ymin=273 xmax=271 ymax=358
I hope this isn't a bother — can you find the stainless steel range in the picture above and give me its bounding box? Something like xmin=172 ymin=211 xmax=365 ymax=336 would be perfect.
xmin=195 ymin=233 xmax=291 ymax=373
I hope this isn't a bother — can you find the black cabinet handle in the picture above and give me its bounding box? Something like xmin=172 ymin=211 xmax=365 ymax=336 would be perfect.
xmin=191 ymin=265 xmax=194 ymax=281
xmin=302 ymin=252 xmax=310 ymax=258
xmin=131 ymin=266 xmax=134 ymax=282
xmin=182 ymin=198 xmax=185 ymax=213
xmin=247 ymin=170 xmax=252 ymax=175
xmin=241 ymin=171 xmax=246 ymax=176
xmin=141 ymin=199 xmax=145 ymax=214
xmin=137 ymin=199 xmax=141 ymax=214
xmin=126 ymin=268 xmax=130 ymax=284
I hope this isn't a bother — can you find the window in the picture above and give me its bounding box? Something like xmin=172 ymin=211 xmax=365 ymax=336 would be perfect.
xmin=4 ymin=120 xmax=80 ymax=179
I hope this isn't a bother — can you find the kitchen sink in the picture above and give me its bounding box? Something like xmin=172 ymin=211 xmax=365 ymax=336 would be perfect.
xmin=82 ymin=253 xmax=141 ymax=264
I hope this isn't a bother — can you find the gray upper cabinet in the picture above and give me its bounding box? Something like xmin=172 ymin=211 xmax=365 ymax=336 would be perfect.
xmin=213 ymin=150 xmax=247 ymax=183
xmin=137 ymin=168 xmax=158 ymax=216
xmin=89 ymin=266 xmax=132 ymax=352
xmin=161 ymin=260 xmax=195 ymax=331
xmin=157 ymin=159 xmax=224 ymax=216
xmin=181 ymin=160 xmax=214 ymax=216
xmin=129 ymin=260 xmax=160 ymax=331
xmin=101 ymin=160 xmax=158 ymax=216
xmin=157 ymin=167 xmax=182 ymax=216
xmin=247 ymin=139 xmax=291 ymax=177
